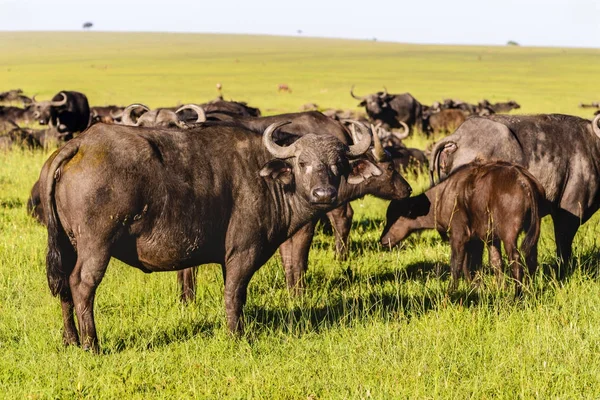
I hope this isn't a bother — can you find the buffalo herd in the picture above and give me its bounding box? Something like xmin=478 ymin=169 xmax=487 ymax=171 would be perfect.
xmin=3 ymin=86 xmax=600 ymax=351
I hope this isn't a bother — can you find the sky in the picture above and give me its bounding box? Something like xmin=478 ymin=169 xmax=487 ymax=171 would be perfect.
xmin=1 ymin=0 xmax=599 ymax=48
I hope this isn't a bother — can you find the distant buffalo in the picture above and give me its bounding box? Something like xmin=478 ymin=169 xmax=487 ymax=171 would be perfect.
xmin=30 ymin=91 xmax=90 ymax=140
xmin=351 ymin=86 xmax=423 ymax=134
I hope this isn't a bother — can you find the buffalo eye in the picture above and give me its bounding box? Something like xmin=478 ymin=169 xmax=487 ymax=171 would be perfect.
xmin=298 ymin=161 xmax=307 ymax=169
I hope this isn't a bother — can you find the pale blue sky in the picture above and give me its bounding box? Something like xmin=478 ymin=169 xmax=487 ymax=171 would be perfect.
xmin=1 ymin=0 xmax=599 ymax=48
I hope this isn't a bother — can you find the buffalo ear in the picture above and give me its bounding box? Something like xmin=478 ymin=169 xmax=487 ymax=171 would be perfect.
xmin=259 ymin=160 xmax=294 ymax=185
xmin=358 ymin=100 xmax=366 ymax=107
xmin=347 ymin=159 xmax=382 ymax=184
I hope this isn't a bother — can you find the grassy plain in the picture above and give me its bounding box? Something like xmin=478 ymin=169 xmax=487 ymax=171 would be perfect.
xmin=0 ymin=32 xmax=600 ymax=398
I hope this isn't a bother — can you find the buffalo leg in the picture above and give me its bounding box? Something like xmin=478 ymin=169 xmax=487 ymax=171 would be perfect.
xmin=465 ymin=240 xmax=484 ymax=284
xmin=178 ymin=267 xmax=198 ymax=303
xmin=69 ymin=250 xmax=110 ymax=353
xmin=223 ymin=251 xmax=261 ymax=334
xmin=60 ymin=292 xmax=80 ymax=346
xmin=279 ymin=221 xmax=316 ymax=294
xmin=326 ymin=203 xmax=353 ymax=261
xmin=504 ymin=238 xmax=523 ymax=298
xmin=449 ymin=237 xmax=468 ymax=292
xmin=488 ymin=240 xmax=504 ymax=287
xmin=552 ymin=210 xmax=580 ymax=279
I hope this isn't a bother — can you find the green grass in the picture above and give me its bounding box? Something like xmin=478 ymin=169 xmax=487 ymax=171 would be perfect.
xmin=1 ymin=32 xmax=600 ymax=398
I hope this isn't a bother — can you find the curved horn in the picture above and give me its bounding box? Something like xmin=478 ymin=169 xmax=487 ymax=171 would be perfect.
xmin=50 ymin=92 xmax=68 ymax=107
xmin=263 ymin=121 xmax=296 ymax=159
xmin=350 ymin=85 xmax=366 ymax=101
xmin=31 ymin=95 xmax=38 ymax=103
xmin=109 ymin=109 xmax=123 ymax=120
xmin=593 ymin=114 xmax=600 ymax=139
xmin=371 ymin=124 xmax=386 ymax=161
xmin=392 ymin=121 xmax=410 ymax=140
xmin=381 ymin=86 xmax=388 ymax=97
xmin=346 ymin=121 xmax=372 ymax=157
xmin=176 ymin=104 xmax=206 ymax=123
xmin=121 ymin=104 xmax=149 ymax=126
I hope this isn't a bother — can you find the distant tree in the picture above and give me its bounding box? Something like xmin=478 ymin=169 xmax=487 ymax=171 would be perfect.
xmin=297 ymin=30 xmax=303 ymax=35
xmin=83 ymin=22 xmax=93 ymax=30
xmin=507 ymin=40 xmax=519 ymax=46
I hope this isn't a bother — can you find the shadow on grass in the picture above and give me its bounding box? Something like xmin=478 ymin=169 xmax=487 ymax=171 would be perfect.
xmin=246 ymin=287 xmax=482 ymax=336
xmin=102 ymin=319 xmax=216 ymax=354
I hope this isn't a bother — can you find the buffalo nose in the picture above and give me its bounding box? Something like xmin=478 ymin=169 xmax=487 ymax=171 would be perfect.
xmin=311 ymin=187 xmax=337 ymax=204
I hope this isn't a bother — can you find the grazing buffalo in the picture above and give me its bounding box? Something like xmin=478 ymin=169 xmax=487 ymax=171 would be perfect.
xmin=351 ymin=86 xmax=423 ymax=134
xmin=0 ymin=105 xmax=35 ymax=126
xmin=40 ymin=120 xmax=382 ymax=351
xmin=120 ymin=103 xmax=205 ymax=128
xmin=31 ymin=91 xmax=90 ymax=140
xmin=381 ymin=161 xmax=545 ymax=297
xmin=429 ymin=114 xmax=600 ymax=274
xmin=0 ymin=89 xmax=32 ymax=105
xmin=423 ymin=109 xmax=468 ymax=135
xmin=90 ymin=105 xmax=124 ymax=124
xmin=200 ymin=99 xmax=261 ymax=118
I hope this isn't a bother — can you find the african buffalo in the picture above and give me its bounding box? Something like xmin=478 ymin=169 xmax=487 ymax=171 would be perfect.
xmin=120 ymin=103 xmax=205 ymax=128
xmin=381 ymin=161 xmax=545 ymax=297
xmin=41 ymin=120 xmax=382 ymax=351
xmin=31 ymin=91 xmax=90 ymax=140
xmin=90 ymin=105 xmax=124 ymax=124
xmin=0 ymin=105 xmax=35 ymax=126
xmin=176 ymin=113 xmax=412 ymax=298
xmin=423 ymin=109 xmax=468 ymax=135
xmin=351 ymin=86 xmax=423 ymax=134
xmin=0 ymin=89 xmax=32 ymax=105
xmin=429 ymin=114 xmax=600 ymax=275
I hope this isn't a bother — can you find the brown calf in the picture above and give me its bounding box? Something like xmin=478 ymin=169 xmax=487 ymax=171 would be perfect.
xmin=381 ymin=161 xmax=546 ymax=296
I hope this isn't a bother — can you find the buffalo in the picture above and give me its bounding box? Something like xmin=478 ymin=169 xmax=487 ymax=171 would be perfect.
xmin=0 ymin=89 xmax=32 ymax=105
xmin=351 ymin=86 xmax=423 ymax=134
xmin=30 ymin=91 xmax=90 ymax=140
xmin=40 ymin=120 xmax=385 ymax=351
xmin=423 ymin=109 xmax=468 ymax=135
xmin=176 ymin=113 xmax=412 ymax=298
xmin=120 ymin=103 xmax=205 ymax=128
xmin=381 ymin=161 xmax=545 ymax=297
xmin=429 ymin=114 xmax=600 ymax=275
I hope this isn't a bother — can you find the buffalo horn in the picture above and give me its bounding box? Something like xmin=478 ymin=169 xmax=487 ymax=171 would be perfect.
xmin=593 ymin=114 xmax=600 ymax=138
xmin=350 ymin=85 xmax=366 ymax=101
xmin=176 ymin=104 xmax=206 ymax=123
xmin=370 ymin=124 xmax=387 ymax=161
xmin=263 ymin=121 xmax=296 ymax=159
xmin=50 ymin=92 xmax=68 ymax=107
xmin=121 ymin=104 xmax=149 ymax=126
xmin=346 ymin=121 xmax=372 ymax=157
xmin=392 ymin=121 xmax=410 ymax=140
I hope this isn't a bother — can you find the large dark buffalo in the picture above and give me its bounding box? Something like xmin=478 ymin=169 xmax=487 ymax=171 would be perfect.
xmin=40 ymin=120 xmax=383 ymax=351
xmin=177 ymin=113 xmax=412 ymax=297
xmin=31 ymin=91 xmax=90 ymax=140
xmin=429 ymin=114 xmax=600 ymax=274
xmin=350 ymin=86 xmax=423 ymax=134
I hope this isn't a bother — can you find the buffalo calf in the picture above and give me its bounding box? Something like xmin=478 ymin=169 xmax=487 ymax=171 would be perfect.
xmin=381 ymin=161 xmax=546 ymax=296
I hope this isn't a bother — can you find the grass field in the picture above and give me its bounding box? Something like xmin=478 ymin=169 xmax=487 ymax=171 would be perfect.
xmin=1 ymin=32 xmax=600 ymax=398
